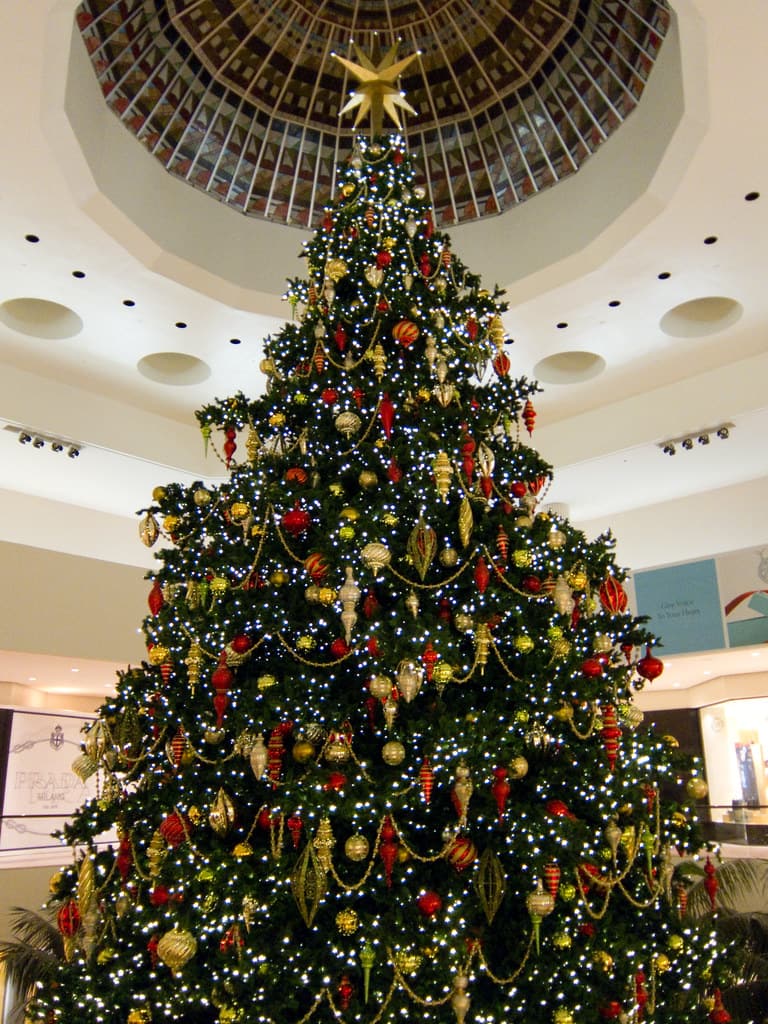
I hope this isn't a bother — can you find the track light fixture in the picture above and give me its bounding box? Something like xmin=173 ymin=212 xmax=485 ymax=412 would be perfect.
xmin=658 ymin=423 xmax=734 ymax=455
xmin=7 ymin=424 xmax=85 ymax=457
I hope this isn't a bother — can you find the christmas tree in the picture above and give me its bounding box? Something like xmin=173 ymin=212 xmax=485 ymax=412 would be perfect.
xmin=34 ymin=128 xmax=732 ymax=1024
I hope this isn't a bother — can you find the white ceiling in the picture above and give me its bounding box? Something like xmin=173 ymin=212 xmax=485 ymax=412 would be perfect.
xmin=0 ymin=0 xmax=767 ymax=704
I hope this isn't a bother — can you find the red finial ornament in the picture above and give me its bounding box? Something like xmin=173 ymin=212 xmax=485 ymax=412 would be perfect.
xmin=522 ymin=399 xmax=536 ymax=435
xmin=474 ymin=556 xmax=490 ymax=595
xmin=637 ymin=645 xmax=664 ymax=681
xmin=491 ymin=767 xmax=510 ymax=821
xmin=635 ymin=971 xmax=648 ymax=1021
xmin=379 ymin=816 xmax=398 ymax=887
xmin=422 ymin=641 xmax=439 ymax=682
xmin=492 ymin=350 xmax=511 ymax=377
xmin=286 ymin=813 xmax=303 ymax=849
xmin=337 ymin=976 xmax=354 ymax=1012
xmin=223 ymin=426 xmax=237 ymax=467
xmin=601 ymin=704 xmax=621 ymax=772
xmin=148 ymin=579 xmax=164 ymax=616
xmin=709 ymin=989 xmax=731 ymax=1024
xmin=334 ymin=324 xmax=347 ymax=352
xmin=704 ymin=856 xmax=718 ymax=910
xmin=419 ymin=757 xmax=434 ymax=804
xmin=379 ymin=393 xmax=395 ymax=439
xmin=543 ymin=862 xmax=560 ymax=899
xmin=599 ymin=575 xmax=628 ymax=614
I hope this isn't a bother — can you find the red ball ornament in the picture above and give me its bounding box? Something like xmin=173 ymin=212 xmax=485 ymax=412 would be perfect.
xmin=321 ymin=387 xmax=339 ymax=405
xmin=323 ymin=771 xmax=347 ymax=791
xmin=522 ymin=575 xmax=542 ymax=594
xmin=636 ymin=645 xmax=664 ymax=681
xmin=159 ymin=811 xmax=190 ymax=847
xmin=304 ymin=552 xmax=330 ymax=582
xmin=376 ymin=250 xmax=392 ymax=268
xmin=57 ymin=899 xmax=81 ymax=937
xmin=446 ymin=835 xmax=478 ymax=872
xmin=581 ymin=657 xmax=603 ymax=678
xmin=510 ymin=481 xmax=527 ymax=498
xmin=149 ymin=884 xmax=170 ymax=907
xmin=330 ymin=637 xmax=350 ymax=658
xmin=282 ymin=502 xmax=311 ymax=537
xmin=599 ymin=1002 xmax=623 ymax=1020
xmin=392 ymin=320 xmax=419 ymax=347
xmin=230 ymin=634 xmax=252 ymax=654
xmin=417 ymin=890 xmax=443 ymax=917
xmin=599 ymin=575 xmax=628 ymax=615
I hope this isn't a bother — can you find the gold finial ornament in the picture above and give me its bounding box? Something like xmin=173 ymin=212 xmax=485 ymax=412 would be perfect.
xmin=333 ymin=44 xmax=418 ymax=137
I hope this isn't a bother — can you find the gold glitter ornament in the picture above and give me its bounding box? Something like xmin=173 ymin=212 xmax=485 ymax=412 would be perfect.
xmin=592 ymin=950 xmax=614 ymax=972
xmin=292 ymin=739 xmax=315 ymax=764
xmin=139 ymin=512 xmax=160 ymax=548
xmin=335 ymin=909 xmax=360 ymax=935
xmin=291 ymin=842 xmax=327 ymax=926
xmin=514 ymin=635 xmax=534 ymax=654
xmin=475 ymin=848 xmax=505 ymax=924
xmin=553 ymin=1010 xmax=574 ymax=1024
xmin=269 ymin=412 xmax=286 ymax=427
xmin=193 ymin=488 xmax=211 ymax=506
xmin=458 ymin=497 xmax=473 ymax=548
xmin=257 ymin=673 xmax=277 ymax=691
xmin=559 ymin=882 xmax=577 ymax=901
xmin=148 ymin=645 xmax=170 ymax=667
xmin=157 ymin=927 xmax=197 ymax=971
xmin=361 ymin=541 xmax=391 ymax=572
xmin=552 ymin=931 xmax=572 ymax=949
xmin=313 ymin=816 xmax=335 ymax=871
xmin=382 ymin=740 xmax=406 ymax=765
xmin=326 ymin=258 xmax=348 ymax=281
xmin=668 ymin=934 xmax=684 ymax=952
xmin=127 ymin=1010 xmax=152 ymax=1024
xmin=339 ymin=525 xmax=356 ymax=540
xmin=229 ymin=502 xmax=249 ymax=524
xmin=550 ymin=637 xmax=572 ymax=659
xmin=513 ymin=549 xmax=532 ymax=568
xmin=369 ymin=343 xmax=386 ymax=380
xmin=567 ymin=565 xmax=588 ymax=591
xmin=209 ymin=788 xmax=236 ymax=836
xmin=297 ymin=636 xmax=316 ymax=651
xmin=395 ymin=951 xmax=423 ymax=974
xmin=345 ymin=834 xmax=369 ymax=861
xmin=440 ymin=546 xmax=458 ymax=567
xmin=209 ymin=576 xmax=229 ymax=596
xmin=232 ymin=841 xmax=253 ymax=858
xmin=655 ymin=953 xmax=671 ymax=973
xmin=359 ymin=469 xmax=378 ymax=490
xmin=433 ymin=452 xmax=453 ymax=499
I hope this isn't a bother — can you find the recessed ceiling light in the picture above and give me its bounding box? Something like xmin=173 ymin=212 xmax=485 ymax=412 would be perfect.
xmin=744 ymin=191 xmax=760 ymax=201
xmin=123 ymin=299 xmax=135 ymax=307
xmin=28 ymin=676 xmax=37 ymax=682
xmin=72 ymin=270 xmax=86 ymax=279
xmin=660 ymin=296 xmax=742 ymax=338
xmin=175 ymin=321 xmax=188 ymax=329
xmin=556 ymin=321 xmax=568 ymax=329
xmin=657 ymin=271 xmax=671 ymax=280
xmin=71 ymin=667 xmax=80 ymax=673
xmin=0 ymin=297 xmax=84 ymax=339
xmin=25 ymin=233 xmax=40 ymax=243
xmin=703 ymin=235 xmax=718 ymax=245
xmin=608 ymin=300 xmax=621 ymax=307
xmin=137 ymin=351 xmax=211 ymax=385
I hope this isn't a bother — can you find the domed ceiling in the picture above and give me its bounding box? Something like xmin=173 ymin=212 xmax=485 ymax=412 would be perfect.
xmin=76 ymin=0 xmax=670 ymax=228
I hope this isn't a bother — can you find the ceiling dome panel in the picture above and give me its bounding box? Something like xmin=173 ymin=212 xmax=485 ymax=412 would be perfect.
xmin=75 ymin=0 xmax=670 ymax=228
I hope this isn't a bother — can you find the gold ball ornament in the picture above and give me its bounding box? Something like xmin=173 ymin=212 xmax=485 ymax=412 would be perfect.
xmin=340 ymin=507 xmax=359 ymax=521
xmin=232 ymin=841 xmax=253 ymax=858
xmin=662 ymin=734 xmax=680 ymax=748
xmin=593 ymin=633 xmax=612 ymax=653
xmin=359 ymin=470 xmax=378 ymax=490
xmin=514 ymin=709 xmax=530 ymax=724
xmin=440 ymin=547 xmax=459 ymax=567
xmin=567 ymin=567 xmax=588 ymax=590
xmin=339 ymin=525 xmax=356 ymax=540
xmin=433 ymin=662 xmax=453 ymax=688
xmin=361 ymin=541 xmax=391 ymax=572
xmin=127 ymin=1010 xmax=152 ymax=1024
xmin=454 ymin=612 xmax=474 ymax=632
xmin=552 ymin=931 xmax=572 ymax=949
xmin=514 ymin=635 xmax=534 ymax=654
xmin=508 ymin=755 xmax=529 ymax=779
xmin=329 ymin=482 xmax=344 ymax=496
xmin=553 ymin=1010 xmax=574 ymax=1024
xmin=209 ymin=576 xmax=229 ymax=596
xmin=382 ymin=740 xmax=406 ymax=765
xmin=229 ymin=502 xmax=250 ymax=524
xmin=592 ymin=950 xmax=614 ymax=972
xmin=296 ymin=636 xmax=316 ymax=651
xmin=318 ymin=586 xmax=336 ymax=605
xmin=325 ymin=739 xmax=351 ymax=764
xmin=686 ymin=777 xmax=709 ymax=800
xmin=668 ymin=934 xmax=684 ymax=952
xmin=270 ymin=570 xmax=288 ymax=586
xmin=49 ymin=870 xmax=64 ymax=894
xmin=671 ymin=811 xmax=687 ymax=828
xmin=513 ymin=550 xmax=533 ymax=568
xmin=548 ymin=529 xmax=566 ymax=549
xmin=550 ymin=637 xmax=572 ymax=659
xmin=152 ymin=486 xmax=167 ymax=502
xmin=257 ymin=674 xmax=277 ymax=691
xmin=382 ymin=512 xmax=398 ymax=526
xmin=345 ymin=834 xmax=370 ymax=861
xmin=163 ymin=514 xmax=180 ymax=535
xmin=292 ymin=740 xmax=315 ymax=764
xmin=157 ymin=927 xmax=197 ymax=971
xmin=335 ymin=909 xmax=360 ymax=935
xmin=369 ymin=674 xmax=393 ymax=700
xmin=558 ymin=882 xmax=577 ymax=902
xmin=655 ymin=953 xmax=671 ymax=973
xmin=219 ymin=1009 xmax=244 ymax=1024
xmin=148 ymin=645 xmax=171 ymax=667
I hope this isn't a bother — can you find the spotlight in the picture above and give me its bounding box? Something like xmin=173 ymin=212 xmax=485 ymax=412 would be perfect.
xmin=68 ymin=446 xmax=80 ymax=458
xmin=697 ymin=434 xmax=710 ymax=445
xmin=662 ymin=443 xmax=676 ymax=456
xmin=18 ymin=432 xmax=32 ymax=444
xmin=716 ymin=426 xmax=729 ymax=440
xmin=682 ymin=437 xmax=694 ymax=450
xmin=32 ymin=436 xmax=45 ymax=449
xmin=51 ymin=441 xmax=64 ymax=453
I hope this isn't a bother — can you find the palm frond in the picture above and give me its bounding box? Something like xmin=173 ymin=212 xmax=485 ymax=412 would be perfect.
xmin=0 ymin=906 xmax=64 ymax=1008
xmin=5 ymin=907 xmax=63 ymax=954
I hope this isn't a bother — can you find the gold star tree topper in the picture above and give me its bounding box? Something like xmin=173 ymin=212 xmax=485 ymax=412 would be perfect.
xmin=333 ymin=44 xmax=418 ymax=137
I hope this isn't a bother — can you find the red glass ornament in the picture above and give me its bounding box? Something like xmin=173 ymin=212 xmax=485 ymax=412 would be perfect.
xmin=312 ymin=346 xmax=325 ymax=374
xmin=321 ymin=387 xmax=338 ymax=405
xmin=367 ymin=636 xmax=381 ymax=657
xmin=709 ymin=990 xmax=732 ymax=1024
xmin=148 ymin=579 xmax=164 ymax=616
xmin=599 ymin=575 xmax=628 ymax=614
xmin=599 ymin=1002 xmax=623 ymax=1020
xmin=379 ymin=393 xmax=395 ymax=438
xmin=510 ymin=481 xmax=527 ymax=498
xmin=230 ymin=634 xmax=252 ymax=654
xmin=159 ymin=811 xmax=190 ymax=847
xmin=492 ymin=351 xmax=511 ymax=377
xmin=601 ymin=704 xmax=622 ymax=772
xmin=422 ymin=641 xmax=438 ymax=681
xmin=420 ymin=253 xmax=431 ymax=277
xmin=304 ymin=552 xmax=330 ymax=582
xmin=438 ymin=597 xmax=451 ymax=621
xmin=546 ymin=799 xmax=576 ymax=820
xmin=330 ymin=637 xmax=350 ymax=658
xmin=147 ymin=933 xmax=160 ymax=967
xmin=282 ymin=502 xmax=311 ymax=537
xmin=363 ymin=589 xmax=381 ymax=619
xmin=392 ymin=320 xmax=419 ymax=347
xmin=637 ymin=645 xmax=664 ymax=681
xmin=479 ymin=475 xmax=493 ymax=499
xmin=337 ymin=976 xmax=354 ymax=1012
xmin=522 ymin=399 xmax=536 ymax=435
xmin=466 ymin=317 xmax=478 ymax=341
xmin=213 ymin=692 xmax=229 ymax=727
xmin=376 ymin=250 xmax=392 ymax=269
xmin=57 ymin=900 xmax=81 ymax=937
xmin=394 ymin=150 xmax=403 ymax=165
xmin=149 ymin=884 xmax=170 ymax=907
xmin=223 ymin=426 xmax=237 ymax=468
xmin=211 ymin=652 xmax=233 ymax=693
xmin=522 ymin=575 xmax=541 ymax=594
xmin=116 ymin=837 xmax=133 ymax=880
xmin=352 ymin=387 xmax=364 ymax=409
xmin=474 ymin=556 xmax=490 ymax=595
xmin=377 ymin=298 xmax=389 ymax=312
xmin=322 ymin=212 xmax=333 ymax=231
xmin=581 ymin=657 xmax=603 ymax=678
xmin=334 ymin=324 xmax=347 ymax=352
xmin=543 ymin=862 xmax=561 ymax=898
xmin=491 ymin=767 xmax=510 ymax=821
xmin=286 ymin=814 xmax=302 ymax=848
xmin=704 ymin=856 xmax=718 ymax=910
xmin=388 ymin=457 xmax=403 ymax=483
xmin=636 ymin=971 xmax=648 ymax=1021
xmin=323 ymin=771 xmax=347 ymax=791
xmin=379 ymin=816 xmax=398 ymax=886
xmin=170 ymin=728 xmax=186 ymax=768
xmin=446 ymin=835 xmax=477 ymax=872
xmin=419 ymin=757 xmax=434 ymax=804
xmin=417 ymin=890 xmax=442 ymax=917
